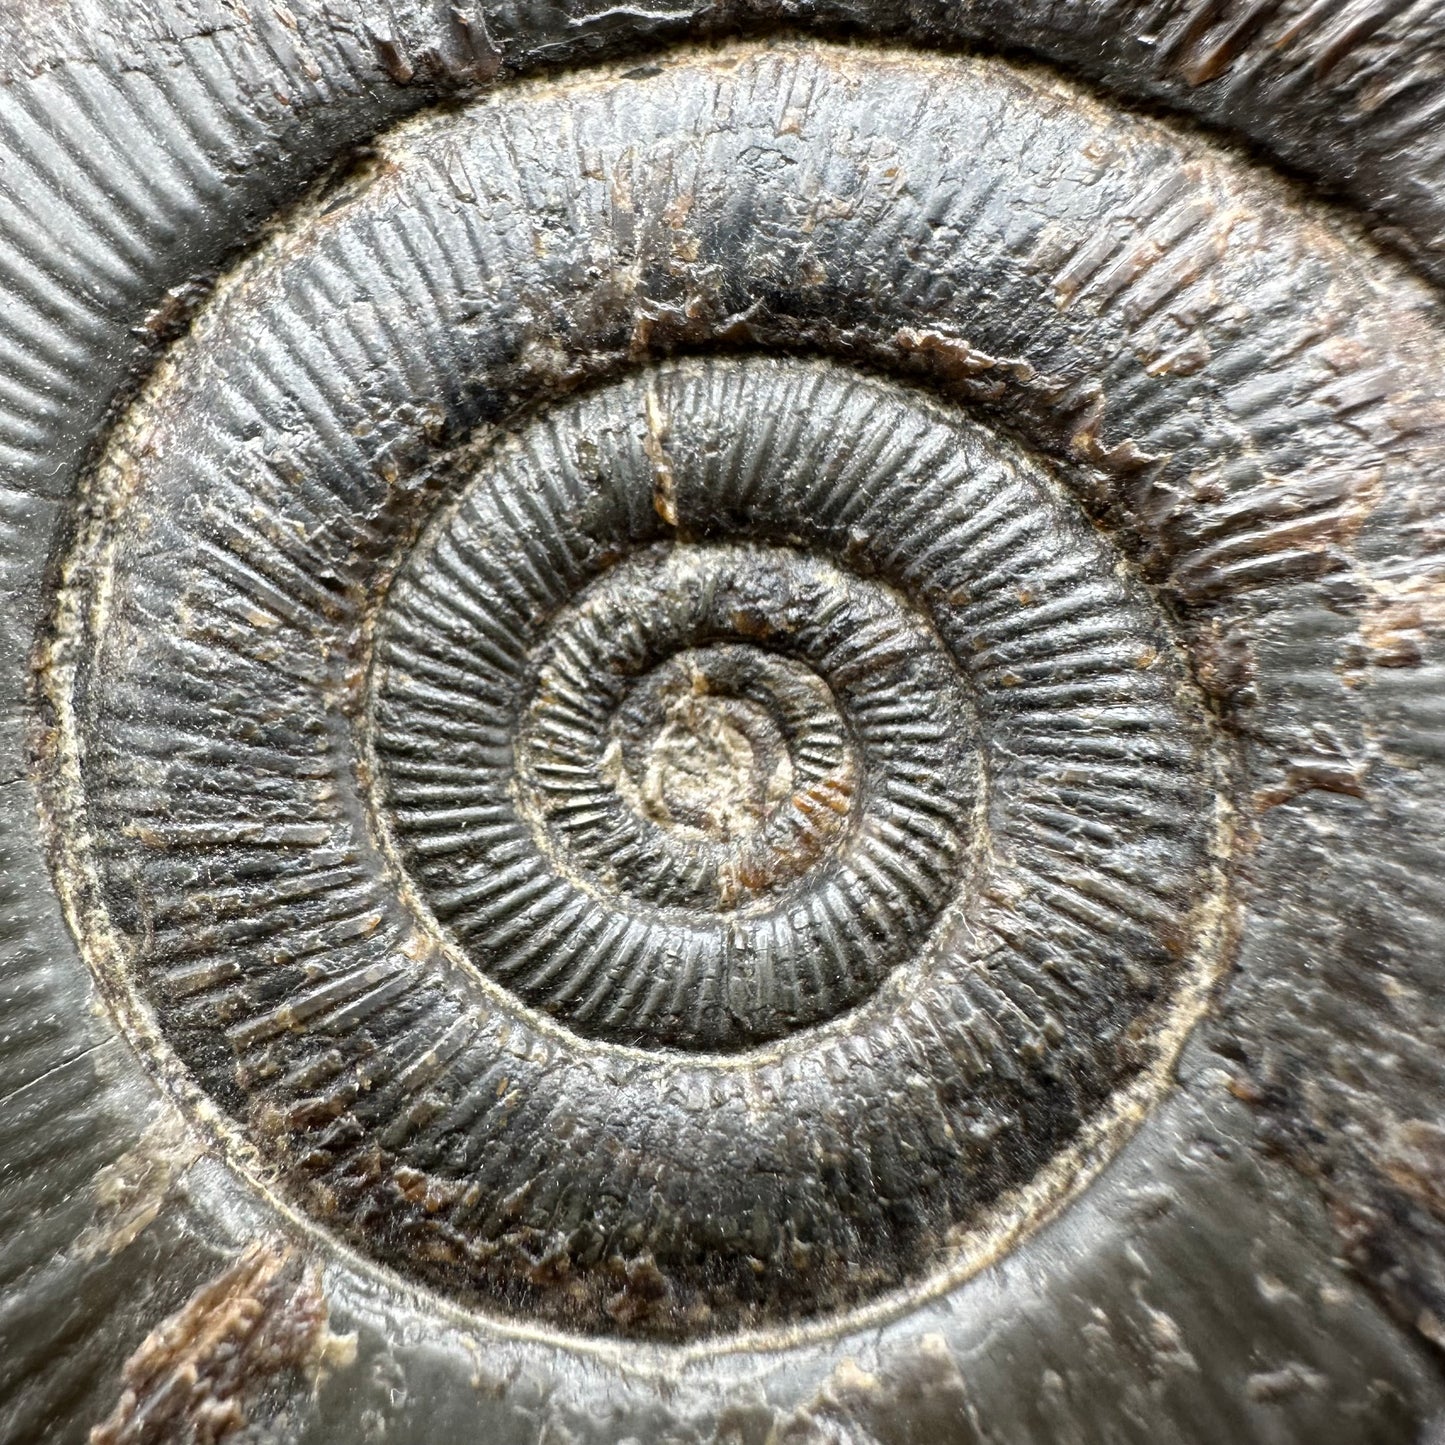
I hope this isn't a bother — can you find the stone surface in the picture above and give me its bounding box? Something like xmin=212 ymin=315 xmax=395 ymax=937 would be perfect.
xmin=2 ymin=4 xmax=1445 ymax=1442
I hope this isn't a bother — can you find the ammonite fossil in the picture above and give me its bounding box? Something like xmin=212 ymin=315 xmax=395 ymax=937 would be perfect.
xmin=3 ymin=3 xmax=1445 ymax=1442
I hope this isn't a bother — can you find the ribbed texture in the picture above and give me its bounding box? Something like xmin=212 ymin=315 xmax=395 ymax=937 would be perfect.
xmin=71 ymin=45 xmax=1385 ymax=1337
xmin=0 ymin=1 xmax=1442 ymax=1433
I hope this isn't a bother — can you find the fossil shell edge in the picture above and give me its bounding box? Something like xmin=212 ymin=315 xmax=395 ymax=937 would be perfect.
xmin=2 ymin=3 xmax=1445 ymax=1443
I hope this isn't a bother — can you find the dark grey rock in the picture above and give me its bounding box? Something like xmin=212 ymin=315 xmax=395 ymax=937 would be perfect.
xmin=2 ymin=4 xmax=1444 ymax=1442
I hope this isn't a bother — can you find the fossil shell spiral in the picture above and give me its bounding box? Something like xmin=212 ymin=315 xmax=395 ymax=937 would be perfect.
xmin=3 ymin=3 xmax=1445 ymax=1442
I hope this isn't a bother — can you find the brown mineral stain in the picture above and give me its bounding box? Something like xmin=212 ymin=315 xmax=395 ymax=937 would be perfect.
xmin=1381 ymin=1120 xmax=1445 ymax=1217
xmin=794 ymin=774 xmax=854 ymax=818
xmin=1253 ymin=731 xmax=1368 ymax=811
xmin=722 ymin=773 xmax=855 ymax=901
xmin=1358 ymin=575 xmax=1445 ymax=669
xmin=605 ymin=1251 xmax=670 ymax=1330
xmin=1141 ymin=331 xmax=1211 ymax=377
xmin=1179 ymin=12 xmax=1277 ymax=86
xmin=90 ymin=1243 xmax=350 ymax=1445
xmin=1360 ymin=607 xmax=1426 ymax=668
xmin=644 ymin=388 xmax=679 ymax=528
xmin=1068 ymin=404 xmax=1158 ymax=473
xmin=1191 ymin=617 xmax=1255 ymax=707
xmin=893 ymin=325 xmax=1016 ymax=380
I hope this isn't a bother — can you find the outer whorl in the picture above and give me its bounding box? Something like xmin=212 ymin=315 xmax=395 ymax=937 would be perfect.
xmin=4 ymin=7 xmax=1445 ymax=1444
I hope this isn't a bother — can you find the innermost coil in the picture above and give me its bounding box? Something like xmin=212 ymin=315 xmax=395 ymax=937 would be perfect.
xmin=549 ymin=635 xmax=856 ymax=908
xmin=612 ymin=648 xmax=803 ymax=847
xmin=515 ymin=544 xmax=960 ymax=917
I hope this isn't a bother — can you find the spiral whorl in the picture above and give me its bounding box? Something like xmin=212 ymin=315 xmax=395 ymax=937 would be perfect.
xmin=66 ymin=337 xmax=1224 ymax=1332
xmin=26 ymin=27 xmax=1445 ymax=1427
xmin=374 ymin=368 xmax=991 ymax=1051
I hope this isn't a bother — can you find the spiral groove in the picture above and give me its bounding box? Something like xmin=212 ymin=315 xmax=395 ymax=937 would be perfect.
xmin=373 ymin=369 xmax=996 ymax=1050
xmin=48 ymin=36 xmax=1445 ymax=1358
xmin=67 ymin=338 xmax=1224 ymax=1334
xmin=2 ymin=0 xmax=1444 ymax=1429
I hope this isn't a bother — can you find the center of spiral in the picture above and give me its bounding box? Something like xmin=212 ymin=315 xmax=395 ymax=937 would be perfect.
xmin=609 ymin=656 xmax=792 ymax=844
xmin=512 ymin=547 xmax=897 ymax=925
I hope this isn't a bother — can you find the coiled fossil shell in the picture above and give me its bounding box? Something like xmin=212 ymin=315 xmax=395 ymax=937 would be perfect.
xmin=3 ymin=2 xmax=1445 ymax=1441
